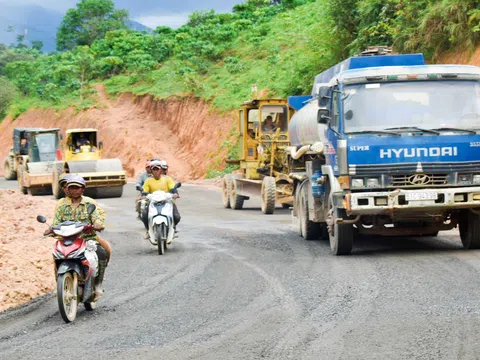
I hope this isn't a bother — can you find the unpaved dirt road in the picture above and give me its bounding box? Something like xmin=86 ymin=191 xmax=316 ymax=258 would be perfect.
xmin=1 ymin=180 xmax=480 ymax=360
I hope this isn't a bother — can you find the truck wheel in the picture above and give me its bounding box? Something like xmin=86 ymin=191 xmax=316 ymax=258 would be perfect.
xmin=17 ymin=165 xmax=27 ymax=194
xmin=327 ymin=196 xmax=354 ymax=255
xmin=459 ymin=210 xmax=480 ymax=249
xmin=261 ymin=176 xmax=276 ymax=214
xmin=299 ymin=181 xmax=320 ymax=240
xmin=230 ymin=177 xmax=245 ymax=210
xmin=4 ymin=157 xmax=17 ymax=180
xmin=222 ymin=174 xmax=233 ymax=208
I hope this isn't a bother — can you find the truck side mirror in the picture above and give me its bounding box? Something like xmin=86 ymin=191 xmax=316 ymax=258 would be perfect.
xmin=318 ymin=86 xmax=331 ymax=107
xmin=59 ymin=134 xmax=63 ymax=141
xmin=318 ymin=109 xmax=330 ymax=124
xmin=99 ymin=141 xmax=103 ymax=150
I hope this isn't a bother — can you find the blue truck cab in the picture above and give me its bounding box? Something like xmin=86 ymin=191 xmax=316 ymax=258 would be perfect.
xmin=287 ymin=53 xmax=480 ymax=255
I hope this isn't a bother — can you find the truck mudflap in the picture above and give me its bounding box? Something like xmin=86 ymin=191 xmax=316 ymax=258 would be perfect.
xmin=345 ymin=187 xmax=480 ymax=215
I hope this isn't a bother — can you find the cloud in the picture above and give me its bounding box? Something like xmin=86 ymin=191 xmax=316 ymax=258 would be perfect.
xmin=134 ymin=13 xmax=190 ymax=29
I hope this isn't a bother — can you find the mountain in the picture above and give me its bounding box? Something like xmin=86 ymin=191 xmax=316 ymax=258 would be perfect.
xmin=0 ymin=5 xmax=151 ymax=53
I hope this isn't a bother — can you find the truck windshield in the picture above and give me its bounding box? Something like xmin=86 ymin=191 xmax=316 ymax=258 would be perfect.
xmin=342 ymin=80 xmax=480 ymax=133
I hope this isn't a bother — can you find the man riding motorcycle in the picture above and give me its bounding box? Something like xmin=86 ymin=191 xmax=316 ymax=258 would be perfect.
xmin=55 ymin=174 xmax=112 ymax=262
xmin=142 ymin=160 xmax=181 ymax=239
xmin=45 ymin=175 xmax=109 ymax=298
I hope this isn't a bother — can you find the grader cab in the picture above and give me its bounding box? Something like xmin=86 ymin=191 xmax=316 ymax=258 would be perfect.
xmin=52 ymin=128 xmax=127 ymax=198
xmin=222 ymin=99 xmax=295 ymax=214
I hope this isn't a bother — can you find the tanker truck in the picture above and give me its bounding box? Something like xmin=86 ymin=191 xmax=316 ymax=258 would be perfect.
xmin=288 ymin=51 xmax=480 ymax=255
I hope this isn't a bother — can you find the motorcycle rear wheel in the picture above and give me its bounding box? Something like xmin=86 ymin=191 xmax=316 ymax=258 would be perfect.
xmin=57 ymin=272 xmax=78 ymax=323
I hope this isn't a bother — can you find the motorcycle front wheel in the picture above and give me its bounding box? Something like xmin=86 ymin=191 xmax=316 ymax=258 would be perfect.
xmin=155 ymin=225 xmax=166 ymax=255
xmin=57 ymin=272 xmax=78 ymax=323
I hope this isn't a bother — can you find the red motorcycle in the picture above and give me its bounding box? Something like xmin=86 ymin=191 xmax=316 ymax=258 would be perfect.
xmin=37 ymin=204 xmax=101 ymax=323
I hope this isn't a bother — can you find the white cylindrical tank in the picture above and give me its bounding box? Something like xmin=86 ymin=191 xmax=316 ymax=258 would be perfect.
xmin=288 ymin=100 xmax=327 ymax=146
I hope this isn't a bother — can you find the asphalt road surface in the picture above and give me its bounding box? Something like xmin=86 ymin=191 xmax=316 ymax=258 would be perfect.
xmin=1 ymin=179 xmax=480 ymax=359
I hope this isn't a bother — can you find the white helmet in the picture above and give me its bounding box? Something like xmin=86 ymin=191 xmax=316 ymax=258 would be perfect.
xmin=159 ymin=160 xmax=168 ymax=169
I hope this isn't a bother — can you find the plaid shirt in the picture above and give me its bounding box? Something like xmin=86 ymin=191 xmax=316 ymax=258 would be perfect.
xmin=52 ymin=196 xmax=105 ymax=241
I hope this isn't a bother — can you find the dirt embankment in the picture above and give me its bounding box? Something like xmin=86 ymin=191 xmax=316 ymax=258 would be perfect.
xmin=0 ymin=190 xmax=57 ymax=312
xmin=437 ymin=46 xmax=480 ymax=66
xmin=0 ymin=87 xmax=236 ymax=181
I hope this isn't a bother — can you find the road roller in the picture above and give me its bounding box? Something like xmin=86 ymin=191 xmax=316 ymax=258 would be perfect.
xmin=4 ymin=127 xmax=61 ymax=196
xmin=51 ymin=128 xmax=127 ymax=199
xmin=221 ymin=98 xmax=298 ymax=214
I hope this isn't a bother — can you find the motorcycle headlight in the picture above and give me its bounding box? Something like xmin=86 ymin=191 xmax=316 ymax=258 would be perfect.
xmin=352 ymin=178 xmax=364 ymax=188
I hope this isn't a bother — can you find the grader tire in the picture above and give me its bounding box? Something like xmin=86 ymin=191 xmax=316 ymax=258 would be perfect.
xmin=261 ymin=176 xmax=276 ymax=215
xmin=222 ymin=174 xmax=233 ymax=208
xmin=4 ymin=157 xmax=17 ymax=180
xmin=230 ymin=177 xmax=245 ymax=210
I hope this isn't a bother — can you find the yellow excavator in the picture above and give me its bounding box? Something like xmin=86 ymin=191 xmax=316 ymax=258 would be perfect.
xmin=52 ymin=128 xmax=126 ymax=198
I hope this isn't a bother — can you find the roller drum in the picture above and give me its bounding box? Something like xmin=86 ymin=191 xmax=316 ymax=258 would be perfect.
xmin=66 ymin=159 xmax=124 ymax=173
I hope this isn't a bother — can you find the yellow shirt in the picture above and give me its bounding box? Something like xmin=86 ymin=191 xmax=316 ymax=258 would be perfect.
xmin=143 ymin=176 xmax=176 ymax=193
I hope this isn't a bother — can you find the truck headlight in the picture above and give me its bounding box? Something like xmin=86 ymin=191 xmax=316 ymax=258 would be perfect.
xmin=473 ymin=175 xmax=480 ymax=184
xmin=352 ymin=178 xmax=364 ymax=188
xmin=366 ymin=178 xmax=379 ymax=187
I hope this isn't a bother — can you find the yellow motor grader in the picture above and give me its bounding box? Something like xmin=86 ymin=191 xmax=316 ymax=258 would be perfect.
xmin=52 ymin=128 xmax=127 ymax=198
xmin=222 ymin=99 xmax=295 ymax=214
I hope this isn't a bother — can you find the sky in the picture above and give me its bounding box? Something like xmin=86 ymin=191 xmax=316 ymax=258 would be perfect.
xmin=0 ymin=0 xmax=244 ymax=28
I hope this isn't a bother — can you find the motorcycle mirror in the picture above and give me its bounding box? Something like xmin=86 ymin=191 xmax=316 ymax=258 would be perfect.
xmin=174 ymin=182 xmax=182 ymax=189
xmin=36 ymin=215 xmax=47 ymax=223
xmin=87 ymin=203 xmax=96 ymax=215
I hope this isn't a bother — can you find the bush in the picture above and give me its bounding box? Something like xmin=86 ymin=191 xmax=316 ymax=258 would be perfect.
xmin=0 ymin=77 xmax=17 ymax=116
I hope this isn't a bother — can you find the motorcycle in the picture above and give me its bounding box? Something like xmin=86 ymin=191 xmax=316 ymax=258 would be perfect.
xmin=37 ymin=204 xmax=101 ymax=323
xmin=145 ymin=183 xmax=181 ymax=255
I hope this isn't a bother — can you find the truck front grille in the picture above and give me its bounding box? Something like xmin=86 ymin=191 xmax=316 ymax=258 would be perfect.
xmin=389 ymin=173 xmax=448 ymax=187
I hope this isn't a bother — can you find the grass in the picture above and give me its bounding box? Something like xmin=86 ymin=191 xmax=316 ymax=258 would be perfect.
xmin=7 ymin=90 xmax=97 ymax=119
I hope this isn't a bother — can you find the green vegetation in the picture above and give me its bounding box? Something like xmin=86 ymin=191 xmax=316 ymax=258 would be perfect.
xmin=56 ymin=0 xmax=129 ymax=51
xmin=0 ymin=77 xmax=16 ymax=119
xmin=2 ymin=0 xmax=480 ymax=117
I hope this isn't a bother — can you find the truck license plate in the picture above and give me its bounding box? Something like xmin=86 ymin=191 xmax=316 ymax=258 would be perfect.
xmin=405 ymin=192 xmax=438 ymax=201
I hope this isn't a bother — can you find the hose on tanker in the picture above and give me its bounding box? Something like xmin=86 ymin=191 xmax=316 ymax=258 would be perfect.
xmin=286 ymin=141 xmax=324 ymax=160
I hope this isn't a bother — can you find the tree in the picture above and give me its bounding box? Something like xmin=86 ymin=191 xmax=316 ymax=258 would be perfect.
xmin=56 ymin=0 xmax=128 ymax=51
xmin=0 ymin=77 xmax=16 ymax=116
xmin=31 ymin=40 xmax=44 ymax=52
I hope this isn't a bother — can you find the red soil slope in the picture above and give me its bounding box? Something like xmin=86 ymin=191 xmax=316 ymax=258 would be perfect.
xmin=0 ymin=87 xmax=236 ymax=181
